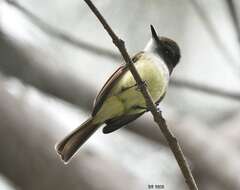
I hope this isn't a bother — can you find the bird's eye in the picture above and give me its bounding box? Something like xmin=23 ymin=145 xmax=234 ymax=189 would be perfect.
xmin=165 ymin=49 xmax=171 ymax=55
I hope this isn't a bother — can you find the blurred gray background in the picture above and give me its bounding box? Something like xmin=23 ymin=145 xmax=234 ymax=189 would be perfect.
xmin=0 ymin=0 xmax=240 ymax=189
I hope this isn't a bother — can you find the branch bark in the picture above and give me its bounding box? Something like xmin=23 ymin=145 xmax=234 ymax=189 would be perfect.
xmin=128 ymin=111 xmax=240 ymax=190
xmin=226 ymin=0 xmax=240 ymax=43
xmin=83 ymin=0 xmax=198 ymax=189
xmin=168 ymin=115 xmax=240 ymax=190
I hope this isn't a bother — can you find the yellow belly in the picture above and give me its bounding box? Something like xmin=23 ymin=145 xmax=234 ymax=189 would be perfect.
xmin=93 ymin=54 xmax=168 ymax=123
xmin=116 ymin=58 xmax=167 ymax=113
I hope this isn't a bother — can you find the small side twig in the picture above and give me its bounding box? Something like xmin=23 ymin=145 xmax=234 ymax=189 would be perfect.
xmin=188 ymin=0 xmax=240 ymax=74
xmin=83 ymin=0 xmax=198 ymax=190
xmin=171 ymin=78 xmax=240 ymax=101
xmin=226 ymin=0 xmax=240 ymax=43
xmin=4 ymin=0 xmax=120 ymax=61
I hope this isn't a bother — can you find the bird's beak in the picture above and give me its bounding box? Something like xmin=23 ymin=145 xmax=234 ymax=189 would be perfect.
xmin=150 ymin=25 xmax=164 ymax=52
xmin=150 ymin=25 xmax=160 ymax=43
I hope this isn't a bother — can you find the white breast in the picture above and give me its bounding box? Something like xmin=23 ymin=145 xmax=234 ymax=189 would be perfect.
xmin=144 ymin=38 xmax=170 ymax=82
xmin=146 ymin=52 xmax=170 ymax=83
xmin=134 ymin=52 xmax=170 ymax=102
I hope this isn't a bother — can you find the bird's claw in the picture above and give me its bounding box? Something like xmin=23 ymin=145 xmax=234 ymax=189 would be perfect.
xmin=157 ymin=106 xmax=162 ymax=113
xmin=136 ymin=80 xmax=147 ymax=91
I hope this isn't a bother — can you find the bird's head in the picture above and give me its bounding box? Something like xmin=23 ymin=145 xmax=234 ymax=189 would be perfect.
xmin=145 ymin=25 xmax=181 ymax=74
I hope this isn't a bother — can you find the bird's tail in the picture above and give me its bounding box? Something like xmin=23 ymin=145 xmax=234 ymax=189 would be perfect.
xmin=55 ymin=117 xmax=100 ymax=163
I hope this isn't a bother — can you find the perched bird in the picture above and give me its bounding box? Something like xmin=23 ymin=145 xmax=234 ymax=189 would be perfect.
xmin=56 ymin=25 xmax=181 ymax=163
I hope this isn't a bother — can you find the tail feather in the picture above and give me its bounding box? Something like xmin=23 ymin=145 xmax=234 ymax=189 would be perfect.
xmin=55 ymin=118 xmax=100 ymax=163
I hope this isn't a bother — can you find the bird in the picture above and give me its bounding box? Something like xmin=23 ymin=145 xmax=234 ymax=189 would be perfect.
xmin=55 ymin=25 xmax=181 ymax=163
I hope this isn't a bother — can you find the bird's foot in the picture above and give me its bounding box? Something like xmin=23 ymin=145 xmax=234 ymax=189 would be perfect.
xmin=132 ymin=105 xmax=147 ymax=110
xmin=156 ymin=106 xmax=162 ymax=113
xmin=136 ymin=80 xmax=147 ymax=91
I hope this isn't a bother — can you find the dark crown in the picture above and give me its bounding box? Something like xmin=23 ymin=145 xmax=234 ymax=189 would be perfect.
xmin=150 ymin=25 xmax=181 ymax=74
xmin=157 ymin=37 xmax=181 ymax=74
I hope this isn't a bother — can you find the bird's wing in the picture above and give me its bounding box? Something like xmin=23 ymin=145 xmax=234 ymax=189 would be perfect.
xmin=102 ymin=112 xmax=145 ymax=134
xmin=102 ymin=84 xmax=166 ymax=134
xmin=92 ymin=52 xmax=144 ymax=116
xmin=91 ymin=65 xmax=127 ymax=116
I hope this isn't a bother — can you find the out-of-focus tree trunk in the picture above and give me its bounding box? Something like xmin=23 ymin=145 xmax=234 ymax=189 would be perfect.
xmin=217 ymin=113 xmax=240 ymax=149
xmin=0 ymin=32 xmax=95 ymax=110
xmin=128 ymin=112 xmax=240 ymax=190
xmin=0 ymin=73 xmax=142 ymax=190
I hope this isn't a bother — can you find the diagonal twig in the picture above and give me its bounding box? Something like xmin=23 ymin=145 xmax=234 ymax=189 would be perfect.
xmin=226 ymin=0 xmax=240 ymax=44
xmin=83 ymin=0 xmax=198 ymax=189
xmin=3 ymin=0 xmax=120 ymax=61
xmin=171 ymin=78 xmax=240 ymax=101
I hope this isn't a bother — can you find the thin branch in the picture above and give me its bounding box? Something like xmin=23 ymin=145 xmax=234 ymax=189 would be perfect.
xmin=83 ymin=0 xmax=198 ymax=190
xmin=171 ymin=116 xmax=240 ymax=190
xmin=171 ymin=78 xmax=240 ymax=102
xmin=226 ymin=0 xmax=240 ymax=43
xmin=4 ymin=0 xmax=240 ymax=103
